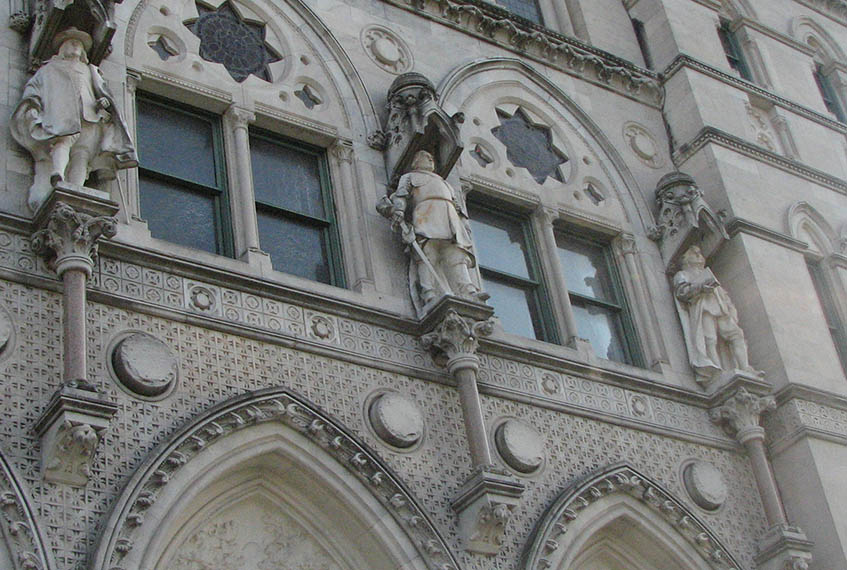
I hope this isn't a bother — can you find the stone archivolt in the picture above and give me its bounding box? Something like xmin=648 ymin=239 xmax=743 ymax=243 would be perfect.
xmin=0 ymin=452 xmax=53 ymax=570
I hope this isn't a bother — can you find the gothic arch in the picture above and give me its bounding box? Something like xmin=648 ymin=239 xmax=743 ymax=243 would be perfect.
xmin=521 ymin=464 xmax=741 ymax=570
xmin=790 ymin=16 xmax=847 ymax=65
xmin=0 ymin=450 xmax=54 ymax=570
xmin=716 ymin=0 xmax=756 ymax=21
xmin=787 ymin=201 xmax=839 ymax=256
xmin=438 ymin=57 xmax=656 ymax=234
xmin=121 ymin=0 xmax=380 ymax=138
xmin=92 ymin=387 xmax=459 ymax=570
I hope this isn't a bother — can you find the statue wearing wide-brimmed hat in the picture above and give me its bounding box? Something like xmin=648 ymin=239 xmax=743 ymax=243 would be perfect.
xmin=11 ymin=27 xmax=137 ymax=212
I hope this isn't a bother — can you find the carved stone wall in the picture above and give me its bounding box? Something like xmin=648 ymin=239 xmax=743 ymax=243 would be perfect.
xmin=0 ymin=275 xmax=767 ymax=569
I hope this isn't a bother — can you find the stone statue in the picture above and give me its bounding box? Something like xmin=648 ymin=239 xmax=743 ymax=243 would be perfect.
xmin=378 ymin=150 xmax=486 ymax=312
xmin=673 ymin=245 xmax=757 ymax=385
xmin=11 ymin=27 xmax=137 ymax=212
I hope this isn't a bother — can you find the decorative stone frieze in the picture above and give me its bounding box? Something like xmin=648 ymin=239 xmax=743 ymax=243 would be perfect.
xmin=451 ymin=466 xmax=525 ymax=555
xmin=521 ymin=464 xmax=742 ymax=569
xmin=650 ymin=172 xmax=728 ymax=266
xmin=33 ymin=386 xmax=118 ymax=486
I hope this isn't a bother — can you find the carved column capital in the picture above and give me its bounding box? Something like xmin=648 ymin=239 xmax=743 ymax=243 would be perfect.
xmin=330 ymin=140 xmax=354 ymax=163
xmin=617 ymin=233 xmax=638 ymax=256
xmin=32 ymin=200 xmax=117 ymax=277
xmin=709 ymin=387 xmax=775 ymax=444
xmin=126 ymin=70 xmax=142 ymax=95
xmin=420 ymin=309 xmax=494 ymax=372
xmin=223 ymin=105 xmax=256 ymax=131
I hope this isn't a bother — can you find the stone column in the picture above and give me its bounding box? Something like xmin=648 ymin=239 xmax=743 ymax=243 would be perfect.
xmin=31 ymin=185 xmax=119 ymax=486
xmin=419 ymin=299 xmax=525 ymax=555
xmin=223 ymin=105 xmax=263 ymax=261
xmin=710 ymin=387 xmax=813 ymax=570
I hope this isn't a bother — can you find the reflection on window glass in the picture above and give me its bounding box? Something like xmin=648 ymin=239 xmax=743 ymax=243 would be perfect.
xmin=136 ymin=95 xmax=230 ymax=256
xmin=556 ymin=233 xmax=637 ymax=364
xmin=497 ymin=0 xmax=543 ymax=25
xmin=469 ymin=203 xmax=554 ymax=342
xmin=249 ymin=131 xmax=341 ymax=286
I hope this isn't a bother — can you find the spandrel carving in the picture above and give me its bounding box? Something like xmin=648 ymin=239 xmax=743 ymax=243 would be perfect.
xmin=11 ymin=27 xmax=137 ymax=212
xmin=673 ymin=246 xmax=760 ymax=387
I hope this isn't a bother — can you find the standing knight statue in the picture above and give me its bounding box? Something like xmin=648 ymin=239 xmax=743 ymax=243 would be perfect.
xmin=673 ymin=245 xmax=759 ymax=386
xmin=378 ymin=150 xmax=487 ymax=313
xmin=11 ymin=27 xmax=137 ymax=212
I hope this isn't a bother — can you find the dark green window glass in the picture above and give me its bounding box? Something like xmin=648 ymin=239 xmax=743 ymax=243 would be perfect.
xmin=718 ymin=20 xmax=752 ymax=81
xmin=498 ymin=0 xmax=542 ymax=25
xmin=807 ymin=260 xmax=847 ymax=377
xmin=136 ymin=96 xmax=231 ymax=256
xmin=814 ymin=64 xmax=846 ymax=123
xmin=556 ymin=233 xmax=638 ymax=364
xmin=469 ymin=204 xmax=555 ymax=341
xmin=249 ymin=131 xmax=342 ymax=285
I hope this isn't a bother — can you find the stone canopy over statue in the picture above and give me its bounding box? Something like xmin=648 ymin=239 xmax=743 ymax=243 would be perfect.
xmin=378 ymin=150 xmax=487 ymax=314
xmin=673 ymin=245 xmax=760 ymax=387
xmin=11 ymin=27 xmax=137 ymax=212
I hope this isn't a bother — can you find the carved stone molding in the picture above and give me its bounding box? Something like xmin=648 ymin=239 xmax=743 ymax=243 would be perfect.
xmin=420 ymin=306 xmax=494 ymax=370
xmin=383 ymin=72 xmax=464 ymax=186
xmin=451 ymin=466 xmax=525 ymax=555
xmin=93 ymin=388 xmax=460 ymax=570
xmin=0 ymin=452 xmax=52 ymax=570
xmin=710 ymin=387 xmax=775 ymax=444
xmin=754 ymin=524 xmax=814 ymax=570
xmin=31 ymin=185 xmax=119 ymax=277
xmin=650 ymin=171 xmax=728 ymax=267
xmin=33 ymin=387 xmax=118 ymax=486
xmin=521 ymin=463 xmax=741 ymax=569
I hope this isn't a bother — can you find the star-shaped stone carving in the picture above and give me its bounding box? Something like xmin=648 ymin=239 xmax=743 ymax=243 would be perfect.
xmin=491 ymin=108 xmax=568 ymax=184
xmin=185 ymin=2 xmax=281 ymax=83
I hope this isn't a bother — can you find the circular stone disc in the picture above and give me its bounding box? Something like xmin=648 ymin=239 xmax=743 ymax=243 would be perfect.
xmin=373 ymin=37 xmax=401 ymax=65
xmin=632 ymin=132 xmax=657 ymax=159
xmin=683 ymin=461 xmax=728 ymax=511
xmin=368 ymin=392 xmax=424 ymax=448
xmin=112 ymin=332 xmax=178 ymax=397
xmin=495 ymin=419 xmax=544 ymax=474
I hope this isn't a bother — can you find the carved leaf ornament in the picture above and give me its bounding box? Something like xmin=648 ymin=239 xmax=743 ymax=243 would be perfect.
xmin=521 ymin=464 xmax=741 ymax=570
xmin=94 ymin=388 xmax=459 ymax=570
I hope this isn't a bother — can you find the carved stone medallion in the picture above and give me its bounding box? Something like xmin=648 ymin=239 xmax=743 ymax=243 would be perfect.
xmin=361 ymin=25 xmax=412 ymax=74
xmin=367 ymin=391 xmax=424 ymax=449
xmin=494 ymin=419 xmax=544 ymax=474
xmin=111 ymin=332 xmax=179 ymax=398
xmin=683 ymin=460 xmax=728 ymax=511
xmin=623 ymin=122 xmax=664 ymax=168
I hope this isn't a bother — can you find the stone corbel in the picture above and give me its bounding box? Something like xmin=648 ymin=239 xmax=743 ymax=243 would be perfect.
xmin=420 ymin=298 xmax=525 ymax=555
xmin=33 ymin=387 xmax=117 ymax=486
xmin=26 ymin=0 xmax=121 ymax=67
xmin=649 ymin=171 xmax=728 ymax=268
xmin=32 ymin=184 xmax=119 ymax=486
xmin=382 ymin=72 xmax=464 ymax=187
xmin=710 ymin=386 xmax=814 ymax=570
xmin=450 ymin=466 xmax=525 ymax=555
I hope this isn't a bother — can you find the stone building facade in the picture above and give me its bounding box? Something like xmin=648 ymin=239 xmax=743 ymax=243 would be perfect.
xmin=0 ymin=0 xmax=846 ymax=568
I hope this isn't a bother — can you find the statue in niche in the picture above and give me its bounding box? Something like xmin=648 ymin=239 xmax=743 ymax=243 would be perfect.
xmin=378 ymin=150 xmax=487 ymax=313
xmin=11 ymin=27 xmax=136 ymax=212
xmin=673 ymin=245 xmax=758 ymax=385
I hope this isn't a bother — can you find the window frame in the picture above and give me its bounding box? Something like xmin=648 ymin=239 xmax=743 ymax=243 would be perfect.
xmin=135 ymin=92 xmax=235 ymax=257
xmin=468 ymin=199 xmax=560 ymax=344
xmin=554 ymin=229 xmax=643 ymax=366
xmin=807 ymin=258 xmax=847 ymax=377
xmin=813 ymin=63 xmax=847 ymax=123
xmin=717 ymin=19 xmax=753 ymax=82
xmin=248 ymin=127 xmax=346 ymax=287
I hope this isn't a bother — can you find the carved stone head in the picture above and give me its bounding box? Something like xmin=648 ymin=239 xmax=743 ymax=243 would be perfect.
xmin=411 ymin=150 xmax=435 ymax=172
xmin=680 ymin=245 xmax=706 ymax=269
xmin=53 ymin=27 xmax=93 ymax=61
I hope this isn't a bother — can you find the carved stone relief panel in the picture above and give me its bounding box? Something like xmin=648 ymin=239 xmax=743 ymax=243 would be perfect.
xmin=623 ymin=121 xmax=665 ymax=169
xmin=109 ymin=331 xmax=179 ymax=399
xmin=361 ymin=25 xmax=413 ymax=74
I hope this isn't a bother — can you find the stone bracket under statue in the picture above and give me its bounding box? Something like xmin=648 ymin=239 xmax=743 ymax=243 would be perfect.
xmin=419 ymin=297 xmax=526 ymax=555
xmin=13 ymin=0 xmax=122 ymax=68
xmin=31 ymin=183 xmax=120 ymax=487
xmin=378 ymin=72 xmax=464 ymax=188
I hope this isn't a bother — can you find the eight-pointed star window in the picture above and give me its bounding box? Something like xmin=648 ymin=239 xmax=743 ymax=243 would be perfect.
xmin=491 ymin=107 xmax=568 ymax=184
xmin=185 ymin=1 xmax=281 ymax=83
